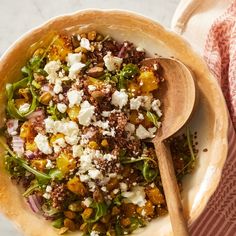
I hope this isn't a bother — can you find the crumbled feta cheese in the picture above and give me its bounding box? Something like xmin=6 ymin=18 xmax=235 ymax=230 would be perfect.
xmin=103 ymin=52 xmax=123 ymax=71
xmin=148 ymin=127 xmax=158 ymax=135
xmin=142 ymin=95 xmax=153 ymax=110
xmin=46 ymin=159 xmax=54 ymax=169
xmin=113 ymin=189 xmax=119 ymax=194
xmin=67 ymin=90 xmax=84 ymax=108
xmin=88 ymin=85 xmax=97 ymax=92
xmin=78 ymin=101 xmax=95 ymax=126
xmin=43 ymin=193 xmax=51 ymax=200
xmin=80 ymin=38 xmax=91 ymax=51
xmin=69 ymin=62 xmax=86 ymax=79
xmin=130 ymin=96 xmax=142 ymax=110
xmin=141 ymin=209 xmax=146 ymax=216
xmin=65 ymin=135 xmax=79 ymax=145
xmin=52 ymin=137 xmax=67 ymax=153
xmin=151 ymin=99 xmax=162 ymax=117
xmin=93 ymin=120 xmax=109 ymax=130
xmin=122 ymin=186 xmax=146 ymax=207
xmin=80 ymin=174 xmax=90 ymax=182
xmin=103 ymin=154 xmax=116 ymax=161
xmin=44 ymin=117 xmax=55 ymax=133
xmin=44 ymin=61 xmax=61 ymax=84
xmin=138 ymin=113 xmax=144 ymax=120
xmin=82 ymin=197 xmax=92 ymax=207
xmin=136 ymin=46 xmax=145 ymax=52
xmin=88 ymin=169 xmax=102 ymax=180
xmin=46 ymin=185 xmax=52 ymax=193
xmin=44 ymin=61 xmax=61 ymax=74
xmin=18 ymin=103 xmax=30 ymax=113
xmin=67 ymin=53 xmax=82 ymax=66
xmin=53 ymin=80 xmax=63 ymax=94
xmin=58 ymin=94 xmax=64 ymax=101
xmin=136 ymin=125 xmax=154 ymax=139
xmin=34 ymin=134 xmax=52 ymax=154
xmin=125 ymin=123 xmax=135 ymax=134
xmin=120 ymin=182 xmax=128 ymax=192
xmin=101 ymin=111 xmax=111 ymax=117
xmin=111 ymin=90 xmax=128 ymax=109
xmin=72 ymin=145 xmax=83 ymax=158
xmin=90 ymin=231 xmax=100 ymax=236
xmin=57 ymin=103 xmax=67 ymax=113
xmin=101 ymin=186 xmax=107 ymax=192
xmin=102 ymin=128 xmax=116 ymax=137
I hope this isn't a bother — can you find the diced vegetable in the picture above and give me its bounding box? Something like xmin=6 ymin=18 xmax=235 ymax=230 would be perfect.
xmin=64 ymin=218 xmax=76 ymax=231
xmin=67 ymin=106 xmax=80 ymax=121
xmin=47 ymin=35 xmax=73 ymax=61
xmin=146 ymin=187 xmax=165 ymax=205
xmin=57 ymin=153 xmax=76 ymax=174
xmin=137 ymin=71 xmax=159 ymax=93
xmin=20 ymin=122 xmax=32 ymax=139
xmin=67 ymin=177 xmax=87 ymax=196
xmin=31 ymin=159 xmax=47 ymax=171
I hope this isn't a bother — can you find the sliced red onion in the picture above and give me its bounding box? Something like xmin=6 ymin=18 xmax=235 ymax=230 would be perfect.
xmin=26 ymin=109 xmax=45 ymax=121
xmin=118 ymin=45 xmax=127 ymax=58
xmin=6 ymin=119 xmax=18 ymax=136
xmin=24 ymin=150 xmax=35 ymax=159
xmin=41 ymin=84 xmax=50 ymax=92
xmin=12 ymin=136 xmax=24 ymax=155
xmin=27 ymin=194 xmax=42 ymax=213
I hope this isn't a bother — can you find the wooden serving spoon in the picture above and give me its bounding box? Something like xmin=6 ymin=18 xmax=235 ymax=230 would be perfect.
xmin=141 ymin=58 xmax=196 ymax=236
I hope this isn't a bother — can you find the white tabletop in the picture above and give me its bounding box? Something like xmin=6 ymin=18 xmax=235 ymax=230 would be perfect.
xmin=0 ymin=0 xmax=179 ymax=235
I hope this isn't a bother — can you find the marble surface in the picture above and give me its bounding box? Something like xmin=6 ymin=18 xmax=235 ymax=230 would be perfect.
xmin=0 ymin=0 xmax=179 ymax=235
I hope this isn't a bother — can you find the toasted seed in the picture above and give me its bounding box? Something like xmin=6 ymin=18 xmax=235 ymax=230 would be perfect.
xmin=39 ymin=92 xmax=52 ymax=105
xmin=81 ymin=208 xmax=93 ymax=220
xmin=91 ymin=91 xmax=105 ymax=99
xmin=68 ymin=202 xmax=83 ymax=212
xmin=74 ymin=47 xmax=87 ymax=53
xmin=58 ymin=227 xmax=69 ymax=235
xmin=64 ymin=218 xmax=76 ymax=231
xmin=87 ymin=31 xmax=97 ymax=41
xmin=64 ymin=211 xmax=76 ymax=219
xmin=96 ymin=34 xmax=104 ymax=42
xmin=86 ymin=67 xmax=104 ymax=78
xmin=33 ymin=48 xmax=45 ymax=57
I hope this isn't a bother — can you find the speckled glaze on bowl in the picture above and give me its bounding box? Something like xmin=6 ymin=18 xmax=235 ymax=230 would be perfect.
xmin=0 ymin=9 xmax=228 ymax=236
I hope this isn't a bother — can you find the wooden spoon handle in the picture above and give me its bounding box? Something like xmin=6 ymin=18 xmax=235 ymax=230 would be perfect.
xmin=155 ymin=141 xmax=189 ymax=236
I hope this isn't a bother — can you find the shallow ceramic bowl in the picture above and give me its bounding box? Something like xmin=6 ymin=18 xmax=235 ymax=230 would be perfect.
xmin=0 ymin=10 xmax=228 ymax=236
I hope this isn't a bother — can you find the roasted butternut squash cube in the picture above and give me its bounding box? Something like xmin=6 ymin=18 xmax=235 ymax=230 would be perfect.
xmin=57 ymin=153 xmax=76 ymax=174
xmin=67 ymin=177 xmax=87 ymax=196
xmin=137 ymin=71 xmax=159 ymax=93
xmin=146 ymin=187 xmax=165 ymax=205
xmin=47 ymin=35 xmax=73 ymax=61
xmin=67 ymin=106 xmax=80 ymax=122
xmin=31 ymin=159 xmax=47 ymax=171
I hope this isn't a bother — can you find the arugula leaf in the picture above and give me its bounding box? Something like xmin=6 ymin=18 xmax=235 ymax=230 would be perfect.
xmin=142 ymin=160 xmax=158 ymax=182
xmin=49 ymin=169 xmax=64 ymax=180
xmin=6 ymin=77 xmax=38 ymax=119
xmin=115 ymin=220 xmax=123 ymax=236
xmin=121 ymin=156 xmax=158 ymax=182
xmin=146 ymin=111 xmax=159 ymax=127
xmin=0 ymin=138 xmax=51 ymax=181
xmin=118 ymin=63 xmax=139 ymax=90
xmin=84 ymin=202 xmax=108 ymax=223
xmin=52 ymin=218 xmax=64 ymax=229
xmin=23 ymin=180 xmax=40 ymax=197
xmin=120 ymin=64 xmax=139 ymax=79
xmin=113 ymin=194 xmax=122 ymax=206
xmin=47 ymin=104 xmax=66 ymax=120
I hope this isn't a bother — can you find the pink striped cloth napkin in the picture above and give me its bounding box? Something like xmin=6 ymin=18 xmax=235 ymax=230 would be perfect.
xmin=172 ymin=0 xmax=236 ymax=235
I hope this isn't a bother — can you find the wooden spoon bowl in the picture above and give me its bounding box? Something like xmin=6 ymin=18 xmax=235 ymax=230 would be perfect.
xmin=141 ymin=58 xmax=196 ymax=236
